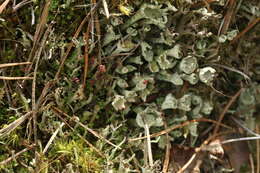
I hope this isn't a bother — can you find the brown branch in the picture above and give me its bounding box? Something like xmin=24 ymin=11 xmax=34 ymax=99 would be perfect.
xmin=129 ymin=118 xmax=231 ymax=142
xmin=55 ymin=2 xmax=100 ymax=81
xmin=231 ymin=17 xmax=260 ymax=44
xmin=218 ymin=0 xmax=237 ymax=35
xmin=213 ymin=88 xmax=243 ymax=136
xmin=83 ymin=21 xmax=91 ymax=91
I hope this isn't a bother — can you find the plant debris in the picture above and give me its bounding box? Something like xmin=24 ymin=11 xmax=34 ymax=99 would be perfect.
xmin=0 ymin=0 xmax=260 ymax=172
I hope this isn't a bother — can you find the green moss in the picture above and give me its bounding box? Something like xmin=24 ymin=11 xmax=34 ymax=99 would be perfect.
xmin=50 ymin=139 xmax=104 ymax=172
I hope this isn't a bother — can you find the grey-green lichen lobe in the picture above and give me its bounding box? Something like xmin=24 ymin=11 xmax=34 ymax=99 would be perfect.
xmin=141 ymin=41 xmax=154 ymax=62
xmin=239 ymin=88 xmax=255 ymax=106
xmin=112 ymin=95 xmax=126 ymax=111
xmin=157 ymin=71 xmax=183 ymax=85
xmin=201 ymin=101 xmax=214 ymax=115
xmin=179 ymin=56 xmax=198 ymax=74
xmin=166 ymin=44 xmax=182 ymax=59
xmin=123 ymin=90 xmax=137 ymax=102
xmin=136 ymin=105 xmax=163 ymax=128
xmin=178 ymin=94 xmax=192 ymax=111
xmin=103 ymin=25 xmax=121 ymax=46
xmin=156 ymin=52 xmax=176 ymax=70
xmin=161 ymin=93 xmax=178 ymax=110
xmin=199 ymin=67 xmax=216 ymax=85
xmin=181 ymin=73 xmax=199 ymax=85
xmin=116 ymin=65 xmax=137 ymax=74
xmin=122 ymin=3 xmax=168 ymax=30
xmin=149 ymin=61 xmax=160 ymax=72
xmin=116 ymin=78 xmax=129 ymax=88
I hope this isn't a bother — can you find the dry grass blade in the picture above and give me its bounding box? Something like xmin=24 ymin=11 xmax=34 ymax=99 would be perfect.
xmin=0 ymin=112 xmax=32 ymax=138
xmin=25 ymin=0 xmax=51 ymax=74
xmin=0 ymin=0 xmax=11 ymax=14
xmin=177 ymin=153 xmax=198 ymax=173
xmin=0 ymin=62 xmax=33 ymax=80
xmin=256 ymin=125 xmax=260 ymax=173
xmin=249 ymin=154 xmax=254 ymax=173
xmin=231 ymin=116 xmax=260 ymax=137
xmin=12 ymin=0 xmax=33 ymax=12
xmin=43 ymin=122 xmax=65 ymax=154
xmin=102 ymin=0 xmax=110 ymax=18
xmin=32 ymin=25 xmax=52 ymax=143
xmin=0 ymin=62 xmax=32 ymax=68
xmin=211 ymin=63 xmax=251 ymax=81
xmin=144 ymin=124 xmax=154 ymax=167
xmin=94 ymin=3 xmax=102 ymax=65
xmin=0 ymin=76 xmax=33 ymax=80
xmin=221 ymin=136 xmax=260 ymax=144
xmin=76 ymin=120 xmax=121 ymax=149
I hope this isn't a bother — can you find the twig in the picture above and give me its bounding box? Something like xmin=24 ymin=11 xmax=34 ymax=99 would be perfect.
xmin=3 ymin=79 xmax=11 ymax=104
xmin=102 ymin=0 xmax=110 ymax=19
xmin=256 ymin=125 xmax=260 ymax=173
xmin=0 ymin=0 xmax=11 ymax=14
xmin=213 ymin=88 xmax=243 ymax=136
xmin=51 ymin=107 xmax=105 ymax=158
xmin=231 ymin=116 xmax=260 ymax=137
xmin=177 ymin=153 xmax=198 ymax=173
xmin=210 ymin=63 xmax=251 ymax=82
xmin=32 ymin=25 xmax=51 ymax=143
xmin=129 ymin=118 xmax=231 ymax=142
xmin=51 ymin=106 xmax=121 ymax=149
xmin=0 ymin=111 xmax=32 ymax=138
xmin=218 ymin=0 xmax=237 ymax=35
xmin=83 ymin=20 xmax=91 ymax=91
xmin=55 ymin=1 xmax=100 ymax=80
xmin=231 ymin=17 xmax=260 ymax=44
xmin=249 ymin=154 xmax=255 ymax=173
xmin=25 ymin=0 xmax=51 ymax=75
xmin=94 ymin=4 xmax=102 ymax=65
xmin=0 ymin=76 xmax=33 ymax=80
xmin=144 ymin=124 xmax=154 ymax=167
xmin=12 ymin=0 xmax=33 ymax=12
xmin=0 ymin=144 xmax=36 ymax=166
xmin=43 ymin=122 xmax=65 ymax=154
xmin=0 ymin=62 xmax=31 ymax=68
xmin=221 ymin=136 xmax=260 ymax=144
xmin=161 ymin=114 xmax=170 ymax=173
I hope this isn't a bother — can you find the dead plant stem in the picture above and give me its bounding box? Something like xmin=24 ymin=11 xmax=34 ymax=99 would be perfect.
xmin=213 ymin=88 xmax=243 ymax=136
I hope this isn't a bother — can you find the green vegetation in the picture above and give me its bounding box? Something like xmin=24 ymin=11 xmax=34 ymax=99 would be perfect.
xmin=0 ymin=0 xmax=260 ymax=172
